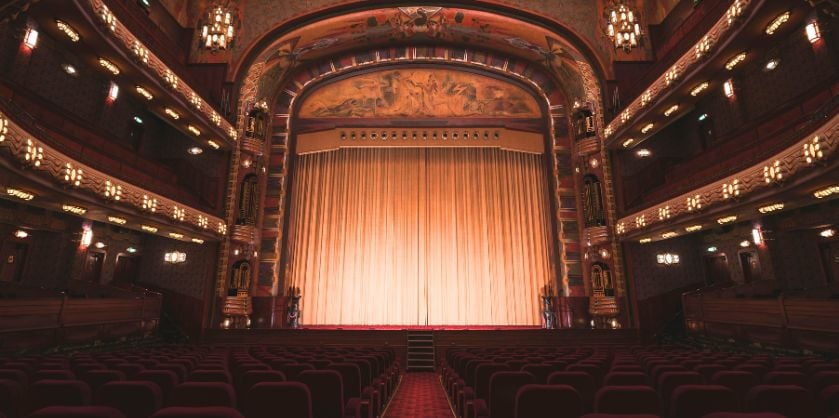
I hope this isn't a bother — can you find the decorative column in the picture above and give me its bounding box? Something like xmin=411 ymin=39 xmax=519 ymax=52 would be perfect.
xmin=573 ymin=106 xmax=622 ymax=328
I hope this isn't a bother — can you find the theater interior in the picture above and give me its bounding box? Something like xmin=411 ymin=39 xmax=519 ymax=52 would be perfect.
xmin=0 ymin=0 xmax=837 ymax=417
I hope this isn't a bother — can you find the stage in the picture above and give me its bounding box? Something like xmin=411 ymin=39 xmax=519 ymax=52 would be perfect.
xmin=204 ymin=328 xmax=640 ymax=368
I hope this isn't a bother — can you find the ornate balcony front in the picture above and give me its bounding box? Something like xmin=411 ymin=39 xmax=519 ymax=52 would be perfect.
xmin=231 ymin=224 xmax=257 ymax=243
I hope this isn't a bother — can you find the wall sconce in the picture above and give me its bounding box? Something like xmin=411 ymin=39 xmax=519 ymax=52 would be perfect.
xmin=656 ymin=253 xmax=680 ymax=265
xmin=820 ymin=228 xmax=835 ymax=238
xmin=706 ymin=246 xmax=718 ymax=253
xmin=752 ymin=226 xmax=763 ymax=246
xmin=739 ymin=240 xmax=751 ymax=248
xmin=80 ymin=223 xmax=93 ymax=249
xmin=107 ymin=82 xmax=119 ymax=102
xmin=94 ymin=242 xmax=106 ymax=249
xmin=164 ymin=251 xmax=186 ymax=263
xmin=23 ymin=27 xmax=39 ymax=49
xmin=723 ymin=79 xmax=735 ymax=98
xmin=13 ymin=230 xmax=29 ymax=239
xmin=805 ymin=21 xmax=821 ymax=43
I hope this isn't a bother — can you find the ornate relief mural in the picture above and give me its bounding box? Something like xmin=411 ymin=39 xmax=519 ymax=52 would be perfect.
xmin=299 ymin=68 xmax=540 ymax=118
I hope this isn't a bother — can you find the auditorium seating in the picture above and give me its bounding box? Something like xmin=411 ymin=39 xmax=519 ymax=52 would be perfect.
xmin=442 ymin=345 xmax=839 ymax=418
xmin=0 ymin=344 xmax=397 ymax=418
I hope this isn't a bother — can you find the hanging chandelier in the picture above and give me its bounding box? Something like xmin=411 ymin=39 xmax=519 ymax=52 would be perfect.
xmin=200 ymin=1 xmax=237 ymax=52
xmin=604 ymin=0 xmax=643 ymax=53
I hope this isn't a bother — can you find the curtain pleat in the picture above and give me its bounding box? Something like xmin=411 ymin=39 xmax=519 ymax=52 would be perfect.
xmin=286 ymin=147 xmax=553 ymax=326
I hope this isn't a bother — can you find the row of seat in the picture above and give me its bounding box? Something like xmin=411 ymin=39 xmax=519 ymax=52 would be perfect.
xmin=442 ymin=345 xmax=839 ymax=418
xmin=0 ymin=344 xmax=399 ymax=418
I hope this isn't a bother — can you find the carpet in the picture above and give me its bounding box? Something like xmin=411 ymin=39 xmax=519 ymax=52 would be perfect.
xmin=382 ymin=372 xmax=455 ymax=418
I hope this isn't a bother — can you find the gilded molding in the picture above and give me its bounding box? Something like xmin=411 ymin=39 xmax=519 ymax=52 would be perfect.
xmin=616 ymin=113 xmax=838 ymax=238
xmin=0 ymin=111 xmax=226 ymax=237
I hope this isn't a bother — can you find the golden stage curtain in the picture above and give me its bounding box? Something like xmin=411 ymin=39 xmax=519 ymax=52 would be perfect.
xmin=286 ymin=147 xmax=554 ymax=326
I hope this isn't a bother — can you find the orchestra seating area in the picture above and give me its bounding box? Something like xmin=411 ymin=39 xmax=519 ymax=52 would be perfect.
xmin=0 ymin=344 xmax=399 ymax=418
xmin=443 ymin=344 xmax=839 ymax=418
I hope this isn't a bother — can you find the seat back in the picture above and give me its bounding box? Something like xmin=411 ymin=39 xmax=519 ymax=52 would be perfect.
xmin=547 ymin=371 xmax=596 ymax=407
xmin=30 ymin=380 xmax=92 ymax=411
xmin=763 ymin=371 xmax=806 ymax=387
xmin=150 ymin=406 xmax=244 ymax=418
xmin=595 ymin=385 xmax=660 ymax=415
xmin=745 ymin=384 xmax=816 ymax=418
xmin=657 ymin=371 xmax=704 ymax=403
xmin=514 ymin=384 xmax=582 ymax=418
xmin=82 ymin=370 xmax=126 ymax=393
xmin=520 ymin=365 xmax=553 ymax=384
xmin=136 ymin=370 xmax=179 ymax=401
xmin=297 ymin=370 xmax=343 ymax=418
xmin=187 ymin=370 xmax=232 ymax=384
xmin=244 ymin=382 xmax=312 ymax=418
xmin=602 ymin=372 xmax=648 ymax=387
xmin=328 ymin=363 xmax=363 ymax=399
xmin=278 ymin=363 xmax=315 ymax=381
xmin=28 ymin=406 xmax=127 ymax=418
xmin=474 ymin=364 xmax=511 ymax=400
xmin=96 ymin=381 xmax=162 ymax=418
xmin=237 ymin=370 xmax=286 ymax=398
xmin=171 ymin=382 xmax=236 ymax=408
xmin=671 ymin=384 xmax=738 ymax=418
xmin=487 ymin=371 xmax=535 ymax=418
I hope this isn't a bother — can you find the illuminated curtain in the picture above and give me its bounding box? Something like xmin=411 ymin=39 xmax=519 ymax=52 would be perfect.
xmin=285 ymin=147 xmax=555 ymax=326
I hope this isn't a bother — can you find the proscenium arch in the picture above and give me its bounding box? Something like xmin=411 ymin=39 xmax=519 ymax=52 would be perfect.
xmin=279 ymin=62 xmax=564 ymax=325
xmin=249 ymin=47 xmax=591 ymax=300
xmin=228 ymin=1 xmax=613 ymax=91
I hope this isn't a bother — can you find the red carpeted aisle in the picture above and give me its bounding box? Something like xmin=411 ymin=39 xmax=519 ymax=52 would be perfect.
xmin=383 ymin=372 xmax=455 ymax=418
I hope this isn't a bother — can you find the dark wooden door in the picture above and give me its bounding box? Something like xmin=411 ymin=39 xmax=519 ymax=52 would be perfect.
xmin=113 ymin=255 xmax=140 ymax=284
xmin=0 ymin=242 xmax=28 ymax=282
xmin=704 ymin=255 xmax=731 ymax=286
xmin=739 ymin=251 xmax=762 ymax=284
xmin=82 ymin=251 xmax=105 ymax=283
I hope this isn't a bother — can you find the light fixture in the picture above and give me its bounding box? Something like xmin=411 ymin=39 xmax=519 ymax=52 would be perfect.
xmin=62 ymin=204 xmax=87 ymax=215
xmin=164 ymin=70 xmax=178 ymax=89
xmin=94 ymin=242 xmax=106 ymax=249
xmin=64 ymin=164 xmax=85 ymax=188
xmin=107 ymin=216 xmax=127 ymax=225
xmin=207 ymin=140 xmax=220 ymax=149
xmin=723 ymin=79 xmax=734 ymax=98
xmin=135 ymin=86 xmax=153 ymax=101
xmin=98 ymin=58 xmax=120 ymax=76
xmin=126 ymin=247 xmax=138 ymax=253
xmin=752 ymin=226 xmax=763 ymax=245
xmin=104 ymin=180 xmax=122 ymax=201
xmin=657 ymin=253 xmax=680 ymax=265
xmin=805 ymin=21 xmax=821 ymax=43
xmin=55 ymin=20 xmax=80 ymax=42
xmin=80 ymin=224 xmax=93 ymax=249
xmin=142 ymin=195 xmax=157 ymax=213
xmin=62 ymin=64 xmax=78 ymax=76
xmin=717 ymin=215 xmax=738 ymax=225
xmin=814 ymin=185 xmax=839 ymax=199
xmin=132 ymin=41 xmax=148 ymax=64
xmin=107 ymin=82 xmax=120 ymax=102
xmin=635 ymin=148 xmax=651 ymax=158
xmin=603 ymin=0 xmax=643 ymax=53
xmin=622 ymin=138 xmax=635 ymax=148
xmin=685 ymin=225 xmax=703 ymax=232
xmin=690 ymin=82 xmax=709 ymax=97
xmin=739 ymin=240 xmax=751 ymax=248
xmin=200 ymin=1 xmax=238 ymax=52
xmin=188 ymin=147 xmax=203 ymax=155
xmin=14 ymin=230 xmax=28 ymax=239
xmin=661 ymin=231 xmax=678 ymax=239
xmin=6 ymin=188 xmax=34 ymax=201
xmin=698 ymin=113 xmax=709 ymax=121
xmin=191 ymin=238 xmax=204 ymax=244
xmin=725 ymin=52 xmax=747 ymax=70
xmin=663 ymin=105 xmax=679 ymax=117
xmin=23 ymin=27 xmax=38 ymax=49
xmin=706 ymin=246 xmax=718 ymax=253
xmin=639 ymin=238 xmax=652 ymax=244
xmin=640 ymin=123 xmax=654 ymax=134
xmin=764 ymin=59 xmax=779 ymax=71
xmin=589 ymin=158 xmax=599 ymax=169
xmin=169 ymin=232 xmax=184 ymax=239
xmin=164 ymin=108 xmax=180 ymax=119
xmin=758 ymin=203 xmax=784 ymax=213
xmin=765 ymin=12 xmax=790 ymax=35
xmin=141 ymin=225 xmax=158 ymax=233
xmin=804 ymin=135 xmax=824 ymax=164
xmin=164 ymin=251 xmax=186 ymax=264
xmin=24 ymin=139 xmax=43 ymax=167
xmin=820 ymin=228 xmax=836 ymax=238
xmin=134 ymin=116 xmax=143 ymax=124
xmin=187 ymin=125 xmax=201 ymax=136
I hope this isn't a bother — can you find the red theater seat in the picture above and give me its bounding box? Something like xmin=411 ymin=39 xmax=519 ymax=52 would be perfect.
xmin=520 ymin=365 xmax=554 ymax=384
xmin=482 ymin=371 xmax=535 ymax=418
xmin=822 ymin=385 xmax=839 ymax=417
xmin=277 ymin=363 xmax=315 ymax=381
xmin=670 ymin=385 xmax=738 ymax=418
xmin=657 ymin=371 xmax=704 ymax=404
xmin=579 ymin=414 xmax=660 ymax=418
xmin=244 ymin=382 xmax=312 ymax=418
xmin=33 ymin=370 xmax=75 ymax=381
xmin=297 ymin=370 xmax=346 ymax=418
xmin=187 ymin=370 xmax=232 ymax=384
xmin=603 ymin=372 xmax=649 ymax=387
xmin=0 ymin=379 xmax=22 ymax=418
xmin=548 ymin=371 xmax=597 ymax=409
xmin=170 ymin=382 xmax=236 ymax=408
xmin=515 ymin=384 xmax=582 ymax=418
xmin=763 ymin=371 xmax=807 ymax=387
xmin=28 ymin=406 xmax=127 ymax=418
xmin=81 ymin=370 xmax=126 ymax=393
xmin=136 ymin=371 xmax=179 ymax=402
xmin=595 ymin=386 xmax=660 ymax=415
xmin=701 ymin=414 xmax=785 ymax=418
xmin=745 ymin=385 xmax=815 ymax=418
xmin=30 ymin=380 xmax=92 ymax=411
xmin=236 ymin=370 xmax=286 ymax=397
xmin=95 ymin=381 xmax=163 ymax=418
xmin=151 ymin=407 xmax=244 ymax=418
xmin=711 ymin=371 xmax=758 ymax=409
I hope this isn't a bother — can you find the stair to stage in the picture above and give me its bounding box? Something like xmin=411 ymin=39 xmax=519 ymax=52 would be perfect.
xmin=406 ymin=331 xmax=435 ymax=372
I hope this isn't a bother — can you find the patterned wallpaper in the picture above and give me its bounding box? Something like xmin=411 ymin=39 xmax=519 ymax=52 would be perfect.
xmin=137 ymin=235 xmax=219 ymax=300
xmin=627 ymin=233 xmax=706 ymax=301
